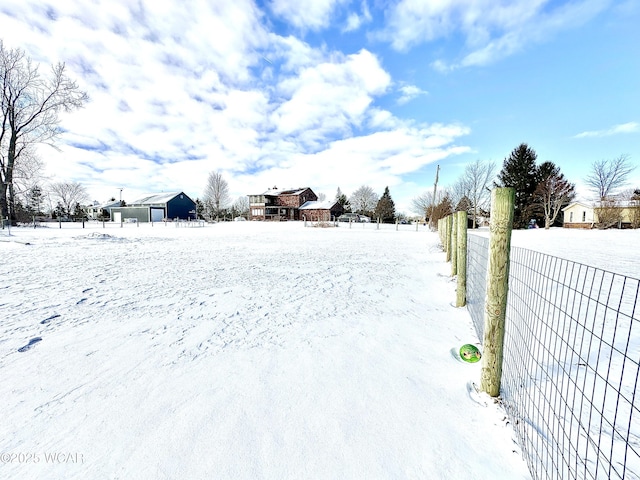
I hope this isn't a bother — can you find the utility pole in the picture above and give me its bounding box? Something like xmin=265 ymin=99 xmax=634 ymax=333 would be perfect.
xmin=429 ymin=165 xmax=440 ymax=230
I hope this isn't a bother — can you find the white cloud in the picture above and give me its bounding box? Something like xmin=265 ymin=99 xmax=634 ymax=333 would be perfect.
xmin=573 ymin=122 xmax=640 ymax=138
xmin=268 ymin=0 xmax=348 ymax=31
xmin=271 ymin=49 xmax=391 ymax=147
xmin=397 ymin=84 xmax=428 ymax=105
xmin=1 ymin=0 xmax=473 ymax=213
xmin=377 ymin=0 xmax=610 ymax=69
xmin=342 ymin=0 xmax=373 ymax=32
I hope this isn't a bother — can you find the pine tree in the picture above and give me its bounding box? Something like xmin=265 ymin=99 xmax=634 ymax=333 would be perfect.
xmin=195 ymin=199 xmax=205 ymax=219
xmin=455 ymin=196 xmax=472 ymax=213
xmin=374 ymin=186 xmax=396 ymax=223
xmin=496 ymin=143 xmax=539 ymax=229
xmin=335 ymin=187 xmax=351 ymax=212
xmin=26 ymin=186 xmax=44 ymax=216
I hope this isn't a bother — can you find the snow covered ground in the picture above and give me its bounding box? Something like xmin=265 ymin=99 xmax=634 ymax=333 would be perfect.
xmin=477 ymin=226 xmax=640 ymax=280
xmin=1 ymin=221 xmax=635 ymax=480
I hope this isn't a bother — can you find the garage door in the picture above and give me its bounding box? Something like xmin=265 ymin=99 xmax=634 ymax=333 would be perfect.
xmin=151 ymin=208 xmax=165 ymax=222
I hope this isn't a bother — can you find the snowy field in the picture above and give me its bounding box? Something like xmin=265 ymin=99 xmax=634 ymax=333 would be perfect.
xmin=1 ymin=221 xmax=528 ymax=479
xmin=1 ymin=221 xmax=637 ymax=480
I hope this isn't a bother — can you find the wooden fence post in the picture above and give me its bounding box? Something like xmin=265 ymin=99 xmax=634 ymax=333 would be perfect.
xmin=456 ymin=211 xmax=467 ymax=307
xmin=451 ymin=214 xmax=458 ymax=276
xmin=480 ymin=188 xmax=515 ymax=397
xmin=445 ymin=215 xmax=452 ymax=262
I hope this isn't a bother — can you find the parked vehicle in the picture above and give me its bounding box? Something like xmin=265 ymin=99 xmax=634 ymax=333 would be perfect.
xmin=337 ymin=213 xmax=361 ymax=223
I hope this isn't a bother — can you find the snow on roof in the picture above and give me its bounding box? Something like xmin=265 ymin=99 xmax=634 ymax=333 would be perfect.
xmin=562 ymin=199 xmax=638 ymax=211
xmin=93 ymin=200 xmax=121 ymax=209
xmin=299 ymin=200 xmax=338 ymax=210
xmin=128 ymin=192 xmax=184 ymax=205
xmin=562 ymin=201 xmax=592 ymax=211
xmin=257 ymin=187 xmax=310 ymax=196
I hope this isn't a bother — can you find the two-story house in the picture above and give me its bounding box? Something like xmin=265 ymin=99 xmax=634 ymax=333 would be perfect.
xmin=248 ymin=187 xmax=318 ymax=221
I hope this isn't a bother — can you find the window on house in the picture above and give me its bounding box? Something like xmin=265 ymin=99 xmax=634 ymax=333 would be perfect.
xmin=570 ymin=212 xmax=573 ymax=222
xmin=582 ymin=211 xmax=586 ymax=222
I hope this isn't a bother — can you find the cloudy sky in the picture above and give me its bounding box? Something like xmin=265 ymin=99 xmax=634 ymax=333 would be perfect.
xmin=1 ymin=0 xmax=639 ymax=213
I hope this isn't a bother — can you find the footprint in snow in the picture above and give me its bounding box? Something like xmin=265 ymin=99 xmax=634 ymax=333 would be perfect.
xmin=18 ymin=337 xmax=42 ymax=353
xmin=40 ymin=314 xmax=61 ymax=325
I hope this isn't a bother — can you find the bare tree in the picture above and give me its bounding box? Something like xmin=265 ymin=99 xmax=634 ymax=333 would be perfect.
xmin=430 ymin=191 xmax=454 ymax=225
xmin=584 ymin=154 xmax=635 ymax=201
xmin=533 ymin=163 xmax=575 ymax=229
xmin=594 ymin=198 xmax=622 ymax=229
xmin=231 ymin=195 xmax=249 ymax=218
xmin=460 ymin=159 xmax=496 ymax=228
xmin=412 ymin=189 xmax=452 ymax=224
xmin=411 ymin=191 xmax=432 ymax=218
xmin=1 ymin=40 xmax=88 ymax=223
xmin=49 ymin=181 xmax=89 ymax=217
xmin=349 ymin=185 xmax=378 ymax=215
xmin=12 ymin=145 xmax=45 ymax=197
xmin=203 ymin=170 xmax=230 ymax=219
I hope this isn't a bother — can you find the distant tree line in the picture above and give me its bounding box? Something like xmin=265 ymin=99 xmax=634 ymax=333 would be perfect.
xmin=335 ymin=185 xmax=399 ymax=223
xmin=412 ymin=143 xmax=636 ymax=230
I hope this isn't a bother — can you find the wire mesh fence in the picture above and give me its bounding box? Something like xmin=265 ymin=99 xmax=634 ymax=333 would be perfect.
xmin=466 ymin=234 xmax=489 ymax=340
xmin=467 ymin=233 xmax=640 ymax=480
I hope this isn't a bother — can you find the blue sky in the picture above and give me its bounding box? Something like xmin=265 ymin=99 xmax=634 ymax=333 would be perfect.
xmin=1 ymin=0 xmax=638 ymax=213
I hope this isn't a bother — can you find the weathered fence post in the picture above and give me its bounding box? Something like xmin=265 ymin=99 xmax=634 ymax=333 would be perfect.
xmin=480 ymin=188 xmax=515 ymax=397
xmin=451 ymin=214 xmax=458 ymax=276
xmin=445 ymin=215 xmax=452 ymax=262
xmin=456 ymin=211 xmax=467 ymax=307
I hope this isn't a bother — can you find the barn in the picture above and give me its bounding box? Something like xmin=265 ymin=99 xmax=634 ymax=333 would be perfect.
xmin=110 ymin=192 xmax=196 ymax=223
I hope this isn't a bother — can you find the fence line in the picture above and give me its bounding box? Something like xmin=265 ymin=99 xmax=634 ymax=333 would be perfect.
xmin=466 ymin=234 xmax=489 ymax=339
xmin=466 ymin=233 xmax=640 ymax=480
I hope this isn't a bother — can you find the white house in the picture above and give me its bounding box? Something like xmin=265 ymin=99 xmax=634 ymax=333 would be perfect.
xmin=563 ymin=201 xmax=638 ymax=229
xmin=86 ymin=200 xmax=122 ymax=220
xmin=562 ymin=202 xmax=595 ymax=228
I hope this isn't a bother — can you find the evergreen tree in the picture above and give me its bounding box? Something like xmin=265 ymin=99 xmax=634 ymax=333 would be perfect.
xmin=73 ymin=203 xmax=86 ymax=220
xmin=13 ymin=198 xmax=29 ymax=223
xmin=496 ymin=143 xmax=539 ymax=228
xmin=335 ymin=187 xmax=351 ymax=212
xmin=374 ymin=186 xmax=396 ymax=223
xmin=195 ymin=198 xmax=205 ymax=219
xmin=53 ymin=201 xmax=65 ymax=219
xmin=455 ymin=195 xmax=472 ymax=213
xmin=27 ymin=186 xmax=44 ymax=216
